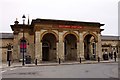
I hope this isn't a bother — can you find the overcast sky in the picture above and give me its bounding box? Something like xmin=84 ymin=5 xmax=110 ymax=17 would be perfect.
xmin=0 ymin=0 xmax=119 ymax=36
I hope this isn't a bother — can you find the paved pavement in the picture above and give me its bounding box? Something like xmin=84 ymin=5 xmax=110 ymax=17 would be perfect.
xmin=2 ymin=62 xmax=118 ymax=78
xmin=0 ymin=59 xmax=118 ymax=69
xmin=0 ymin=59 xmax=119 ymax=78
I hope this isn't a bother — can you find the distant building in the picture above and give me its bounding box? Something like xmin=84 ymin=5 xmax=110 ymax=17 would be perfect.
xmin=101 ymin=36 xmax=119 ymax=57
xmin=0 ymin=18 xmax=119 ymax=62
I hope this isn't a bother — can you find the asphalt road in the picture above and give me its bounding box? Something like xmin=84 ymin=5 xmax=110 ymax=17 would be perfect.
xmin=1 ymin=63 xmax=118 ymax=78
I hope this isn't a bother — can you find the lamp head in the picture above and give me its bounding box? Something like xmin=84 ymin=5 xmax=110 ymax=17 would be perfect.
xmin=22 ymin=15 xmax=26 ymax=19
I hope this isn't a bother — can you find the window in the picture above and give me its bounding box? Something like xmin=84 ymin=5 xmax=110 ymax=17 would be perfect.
xmin=20 ymin=40 xmax=27 ymax=53
xmin=102 ymin=49 xmax=104 ymax=52
xmin=92 ymin=43 xmax=96 ymax=54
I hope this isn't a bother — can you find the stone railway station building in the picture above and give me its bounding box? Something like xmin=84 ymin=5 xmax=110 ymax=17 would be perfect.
xmin=0 ymin=18 xmax=120 ymax=63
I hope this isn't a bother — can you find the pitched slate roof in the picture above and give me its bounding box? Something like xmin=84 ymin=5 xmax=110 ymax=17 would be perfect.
xmin=0 ymin=33 xmax=13 ymax=39
xmin=0 ymin=33 xmax=120 ymax=41
xmin=101 ymin=35 xmax=120 ymax=41
xmin=31 ymin=18 xmax=104 ymax=27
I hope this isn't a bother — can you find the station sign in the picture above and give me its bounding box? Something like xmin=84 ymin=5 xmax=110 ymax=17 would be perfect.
xmin=58 ymin=25 xmax=83 ymax=29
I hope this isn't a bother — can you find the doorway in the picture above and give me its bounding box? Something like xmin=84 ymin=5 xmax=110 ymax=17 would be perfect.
xmin=42 ymin=46 xmax=49 ymax=61
xmin=84 ymin=34 xmax=96 ymax=60
xmin=42 ymin=33 xmax=57 ymax=61
xmin=64 ymin=34 xmax=77 ymax=61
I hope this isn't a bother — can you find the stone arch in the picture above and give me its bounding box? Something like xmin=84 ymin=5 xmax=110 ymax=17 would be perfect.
xmin=83 ymin=32 xmax=98 ymax=60
xmin=83 ymin=32 xmax=98 ymax=42
xmin=18 ymin=37 xmax=29 ymax=45
xmin=41 ymin=32 xmax=57 ymax=61
xmin=19 ymin=37 xmax=29 ymax=60
xmin=41 ymin=31 xmax=59 ymax=42
xmin=63 ymin=32 xmax=78 ymax=61
xmin=63 ymin=31 xmax=79 ymax=42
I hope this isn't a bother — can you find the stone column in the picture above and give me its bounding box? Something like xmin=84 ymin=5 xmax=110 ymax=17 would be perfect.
xmin=96 ymin=33 xmax=102 ymax=60
xmin=77 ymin=42 xmax=80 ymax=61
xmin=95 ymin=42 xmax=98 ymax=60
xmin=13 ymin=34 xmax=19 ymax=61
xmin=56 ymin=42 xmax=59 ymax=62
xmin=58 ymin=32 xmax=65 ymax=62
xmin=35 ymin=31 xmax=42 ymax=63
xmin=79 ymin=32 xmax=85 ymax=60
xmin=89 ymin=42 xmax=92 ymax=58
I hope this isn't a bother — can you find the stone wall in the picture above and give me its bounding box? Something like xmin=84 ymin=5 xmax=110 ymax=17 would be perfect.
xmin=1 ymin=36 xmax=119 ymax=62
xmin=14 ymin=32 xmax=35 ymax=62
xmin=101 ymin=40 xmax=119 ymax=57
xmin=0 ymin=39 xmax=13 ymax=62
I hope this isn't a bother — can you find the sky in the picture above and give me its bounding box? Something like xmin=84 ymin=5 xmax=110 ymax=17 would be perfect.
xmin=0 ymin=0 xmax=119 ymax=36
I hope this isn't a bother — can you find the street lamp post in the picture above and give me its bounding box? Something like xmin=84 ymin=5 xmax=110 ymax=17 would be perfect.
xmin=7 ymin=43 xmax=12 ymax=66
xmin=22 ymin=14 xmax=26 ymax=66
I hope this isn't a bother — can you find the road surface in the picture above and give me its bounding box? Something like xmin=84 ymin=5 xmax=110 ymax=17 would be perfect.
xmin=1 ymin=63 xmax=118 ymax=78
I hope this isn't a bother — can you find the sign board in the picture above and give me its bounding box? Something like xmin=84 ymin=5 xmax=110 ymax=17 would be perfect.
xmin=58 ymin=25 xmax=83 ymax=29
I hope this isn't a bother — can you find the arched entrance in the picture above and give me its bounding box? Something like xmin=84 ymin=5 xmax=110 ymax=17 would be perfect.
xmin=7 ymin=44 xmax=12 ymax=61
xmin=20 ymin=39 xmax=27 ymax=59
xmin=42 ymin=33 xmax=57 ymax=61
xmin=64 ymin=34 xmax=77 ymax=61
xmin=42 ymin=42 xmax=49 ymax=61
xmin=84 ymin=34 xmax=96 ymax=60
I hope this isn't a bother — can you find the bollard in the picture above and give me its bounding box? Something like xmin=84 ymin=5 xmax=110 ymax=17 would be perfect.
xmin=98 ymin=57 xmax=100 ymax=62
xmin=8 ymin=60 xmax=11 ymax=66
xmin=35 ymin=59 xmax=37 ymax=65
xmin=59 ymin=58 xmax=61 ymax=64
xmin=114 ymin=57 xmax=116 ymax=62
xmin=80 ymin=57 xmax=81 ymax=63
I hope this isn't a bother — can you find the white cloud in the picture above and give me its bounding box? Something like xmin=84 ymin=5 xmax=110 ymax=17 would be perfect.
xmin=0 ymin=0 xmax=119 ymax=35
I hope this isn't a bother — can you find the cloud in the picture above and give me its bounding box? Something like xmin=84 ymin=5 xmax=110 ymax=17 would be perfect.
xmin=0 ymin=0 xmax=119 ymax=35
